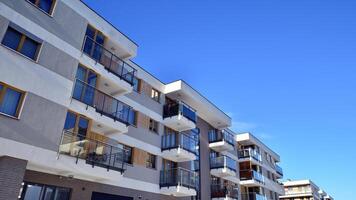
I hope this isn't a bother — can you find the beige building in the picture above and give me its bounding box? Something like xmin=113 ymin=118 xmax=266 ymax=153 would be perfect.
xmin=280 ymin=180 xmax=333 ymax=200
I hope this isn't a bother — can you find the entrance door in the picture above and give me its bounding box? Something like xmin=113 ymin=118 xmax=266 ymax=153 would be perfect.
xmin=91 ymin=192 xmax=133 ymax=200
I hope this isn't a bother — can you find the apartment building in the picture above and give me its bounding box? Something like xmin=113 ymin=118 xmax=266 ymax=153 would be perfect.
xmin=236 ymin=133 xmax=284 ymax=200
xmin=279 ymin=180 xmax=333 ymax=200
xmin=0 ymin=1 xmax=283 ymax=200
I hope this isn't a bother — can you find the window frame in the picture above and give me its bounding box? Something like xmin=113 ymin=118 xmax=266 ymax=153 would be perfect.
xmin=1 ymin=26 xmax=42 ymax=62
xmin=150 ymin=88 xmax=160 ymax=102
xmin=0 ymin=82 xmax=26 ymax=119
xmin=148 ymin=118 xmax=159 ymax=134
xmin=146 ymin=153 xmax=156 ymax=169
xmin=63 ymin=110 xmax=92 ymax=137
xmin=26 ymin=0 xmax=57 ymax=16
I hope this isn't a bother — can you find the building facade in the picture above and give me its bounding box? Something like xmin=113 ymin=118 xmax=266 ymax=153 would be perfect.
xmin=280 ymin=180 xmax=333 ymax=200
xmin=0 ymin=1 xmax=283 ymax=200
xmin=237 ymin=133 xmax=284 ymax=200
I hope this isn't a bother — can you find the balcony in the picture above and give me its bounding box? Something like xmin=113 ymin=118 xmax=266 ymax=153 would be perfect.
xmin=210 ymin=156 xmax=237 ymax=178
xmin=276 ymin=164 xmax=283 ymax=177
xmin=58 ymin=130 xmax=128 ymax=173
xmin=211 ymin=184 xmax=239 ymax=200
xmin=209 ymin=129 xmax=235 ymax=152
xmin=241 ymin=193 xmax=267 ymax=200
xmin=160 ymin=167 xmax=197 ymax=197
xmin=70 ymin=79 xmax=133 ymax=133
xmin=81 ymin=36 xmax=137 ymax=94
xmin=163 ymin=101 xmax=197 ymax=131
xmin=161 ymin=132 xmax=198 ymax=162
xmin=238 ymin=148 xmax=262 ymax=164
xmin=240 ymin=170 xmax=265 ymax=186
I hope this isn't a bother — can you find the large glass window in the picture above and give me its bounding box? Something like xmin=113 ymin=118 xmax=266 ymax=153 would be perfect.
xmin=63 ymin=111 xmax=90 ymax=139
xmin=20 ymin=182 xmax=71 ymax=200
xmin=1 ymin=27 xmax=40 ymax=60
xmin=151 ymin=88 xmax=160 ymax=102
xmin=0 ymin=82 xmax=25 ymax=117
xmin=83 ymin=25 xmax=105 ymax=61
xmin=73 ymin=65 xmax=97 ymax=105
xmin=149 ymin=118 xmax=159 ymax=133
xmin=28 ymin=0 xmax=56 ymax=15
xmin=128 ymin=110 xmax=137 ymax=126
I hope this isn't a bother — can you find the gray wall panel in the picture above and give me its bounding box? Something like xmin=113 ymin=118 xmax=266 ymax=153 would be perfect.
xmin=0 ymin=93 xmax=68 ymax=151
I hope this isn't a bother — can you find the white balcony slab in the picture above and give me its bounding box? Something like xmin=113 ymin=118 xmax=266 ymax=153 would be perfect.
xmin=163 ymin=115 xmax=196 ymax=132
xmin=160 ymin=186 xmax=197 ymax=197
xmin=209 ymin=141 xmax=234 ymax=152
xmin=210 ymin=168 xmax=236 ymax=178
xmin=161 ymin=148 xmax=197 ymax=162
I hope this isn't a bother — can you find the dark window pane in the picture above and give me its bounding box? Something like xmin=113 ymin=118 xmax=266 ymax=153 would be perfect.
xmin=0 ymin=88 xmax=22 ymax=116
xmin=20 ymin=37 xmax=38 ymax=60
xmin=43 ymin=186 xmax=55 ymax=200
xmin=75 ymin=65 xmax=87 ymax=81
xmin=78 ymin=117 xmax=89 ymax=138
xmin=54 ymin=188 xmax=71 ymax=200
xmin=132 ymin=77 xmax=139 ymax=92
xmin=2 ymin=27 xmax=22 ymax=50
xmin=95 ymin=33 xmax=105 ymax=45
xmin=39 ymin=0 xmax=54 ymax=14
xmin=23 ymin=184 xmax=42 ymax=200
xmin=85 ymin=26 xmax=96 ymax=39
xmin=29 ymin=0 xmax=36 ymax=4
xmin=63 ymin=112 xmax=76 ymax=132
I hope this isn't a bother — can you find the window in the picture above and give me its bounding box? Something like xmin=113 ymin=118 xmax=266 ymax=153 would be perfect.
xmin=63 ymin=111 xmax=90 ymax=139
xmin=1 ymin=26 xmax=41 ymax=60
xmin=123 ymin=145 xmax=133 ymax=164
xmin=151 ymin=88 xmax=160 ymax=102
xmin=270 ymin=191 xmax=274 ymax=199
xmin=83 ymin=25 xmax=105 ymax=61
xmin=28 ymin=0 xmax=56 ymax=15
xmin=20 ymin=182 xmax=71 ymax=200
xmin=128 ymin=110 xmax=137 ymax=126
xmin=0 ymin=82 xmax=25 ymax=118
xmin=146 ymin=153 xmax=156 ymax=169
xmin=73 ymin=65 xmax=97 ymax=105
xmin=149 ymin=118 xmax=159 ymax=133
xmin=132 ymin=77 xmax=141 ymax=92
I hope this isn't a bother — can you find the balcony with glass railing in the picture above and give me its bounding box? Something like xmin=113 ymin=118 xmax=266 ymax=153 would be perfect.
xmin=58 ymin=130 xmax=128 ymax=173
xmin=210 ymin=156 xmax=237 ymax=178
xmin=275 ymin=164 xmax=283 ymax=177
xmin=70 ymin=79 xmax=133 ymax=133
xmin=159 ymin=167 xmax=198 ymax=197
xmin=240 ymin=169 xmax=265 ymax=186
xmin=163 ymin=101 xmax=197 ymax=131
xmin=238 ymin=148 xmax=262 ymax=163
xmin=209 ymin=129 xmax=235 ymax=152
xmin=211 ymin=184 xmax=239 ymax=200
xmin=82 ymin=36 xmax=136 ymax=86
xmin=241 ymin=193 xmax=267 ymax=200
xmin=161 ymin=132 xmax=198 ymax=162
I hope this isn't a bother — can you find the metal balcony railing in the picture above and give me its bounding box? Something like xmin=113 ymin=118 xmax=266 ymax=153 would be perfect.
xmin=275 ymin=164 xmax=283 ymax=176
xmin=58 ymin=130 xmax=128 ymax=173
xmin=72 ymin=79 xmax=133 ymax=125
xmin=159 ymin=167 xmax=198 ymax=189
xmin=240 ymin=170 xmax=265 ymax=184
xmin=161 ymin=132 xmax=198 ymax=155
xmin=210 ymin=156 xmax=237 ymax=171
xmin=82 ymin=36 xmax=136 ymax=85
xmin=163 ymin=101 xmax=197 ymax=124
xmin=208 ymin=129 xmax=235 ymax=146
xmin=211 ymin=184 xmax=239 ymax=199
xmin=238 ymin=148 xmax=262 ymax=162
xmin=241 ymin=193 xmax=267 ymax=200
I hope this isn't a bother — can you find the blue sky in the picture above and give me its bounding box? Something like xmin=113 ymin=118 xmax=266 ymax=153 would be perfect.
xmin=84 ymin=0 xmax=356 ymax=199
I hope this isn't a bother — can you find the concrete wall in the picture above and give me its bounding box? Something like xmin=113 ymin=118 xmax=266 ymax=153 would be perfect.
xmin=0 ymin=156 xmax=27 ymax=200
xmin=24 ymin=170 xmax=190 ymax=200
xmin=0 ymin=93 xmax=68 ymax=151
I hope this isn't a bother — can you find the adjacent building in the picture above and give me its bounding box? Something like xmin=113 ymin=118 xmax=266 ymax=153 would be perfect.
xmin=0 ymin=0 xmax=283 ymax=200
xmin=280 ymin=180 xmax=333 ymax=200
xmin=237 ymin=133 xmax=284 ymax=200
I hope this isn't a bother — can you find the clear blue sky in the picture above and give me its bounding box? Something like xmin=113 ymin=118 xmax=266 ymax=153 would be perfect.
xmin=84 ymin=0 xmax=355 ymax=199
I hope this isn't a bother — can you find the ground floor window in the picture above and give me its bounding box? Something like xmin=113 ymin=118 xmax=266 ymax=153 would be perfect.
xmin=19 ymin=182 xmax=71 ymax=200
